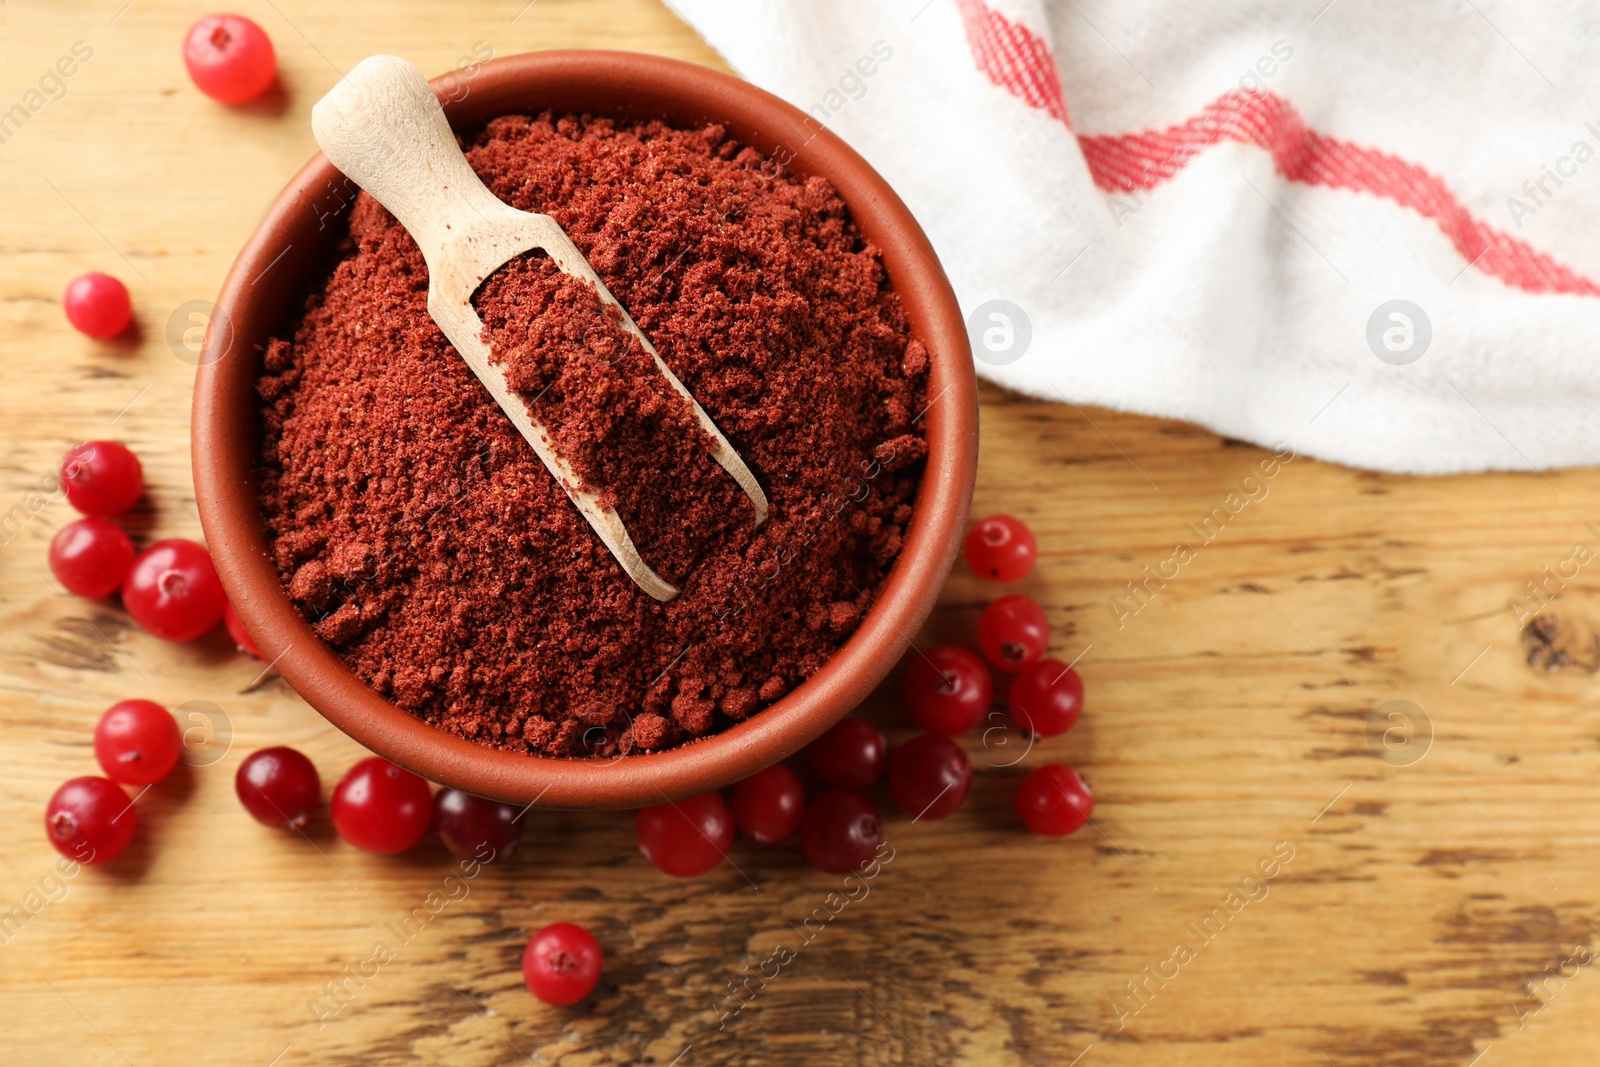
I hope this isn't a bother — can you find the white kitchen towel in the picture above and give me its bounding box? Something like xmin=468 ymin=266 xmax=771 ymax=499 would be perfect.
xmin=666 ymin=0 xmax=1600 ymax=474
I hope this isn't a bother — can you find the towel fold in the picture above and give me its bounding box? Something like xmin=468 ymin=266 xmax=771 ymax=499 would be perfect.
xmin=667 ymin=0 xmax=1600 ymax=474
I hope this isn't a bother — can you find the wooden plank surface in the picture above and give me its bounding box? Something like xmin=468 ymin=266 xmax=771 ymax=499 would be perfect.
xmin=4 ymin=1 xmax=1600 ymax=1064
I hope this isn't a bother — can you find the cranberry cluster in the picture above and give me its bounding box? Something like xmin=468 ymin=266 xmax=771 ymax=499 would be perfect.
xmin=632 ymin=514 xmax=1096 ymax=880
xmin=43 ymin=700 xmax=186 ymax=866
xmin=962 ymin=515 xmax=1095 ymax=836
xmin=40 ymin=428 xmax=599 ymax=1004
xmin=47 ymin=440 xmax=244 ymax=646
xmin=234 ymin=749 xmax=519 ymax=859
xmin=43 ymin=437 xmax=241 ymax=862
xmin=234 ymin=746 xmax=599 ymax=1004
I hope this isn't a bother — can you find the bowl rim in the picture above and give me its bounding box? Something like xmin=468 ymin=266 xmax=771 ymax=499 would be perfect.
xmin=192 ymin=49 xmax=977 ymax=809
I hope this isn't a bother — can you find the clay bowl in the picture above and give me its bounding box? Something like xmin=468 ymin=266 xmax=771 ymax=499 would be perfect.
xmin=192 ymin=50 xmax=977 ymax=810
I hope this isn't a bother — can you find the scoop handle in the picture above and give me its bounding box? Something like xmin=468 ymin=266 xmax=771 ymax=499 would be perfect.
xmin=311 ymin=55 xmax=509 ymax=270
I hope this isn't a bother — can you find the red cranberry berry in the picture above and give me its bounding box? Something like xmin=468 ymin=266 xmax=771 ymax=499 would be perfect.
xmin=1008 ymin=659 xmax=1084 ymax=738
xmin=60 ymin=441 xmax=143 ymax=517
xmin=887 ymin=734 xmax=972 ymax=821
xmin=433 ymin=788 xmax=522 ymax=862
xmin=122 ymin=538 xmax=227 ymax=642
xmin=902 ymin=646 xmax=991 ymax=735
xmin=978 ymin=593 xmax=1049 ymax=669
xmin=522 ymin=922 xmax=602 ymax=1005
xmin=964 ymin=514 xmax=1037 ymax=582
xmin=223 ymin=601 xmax=263 ymax=658
xmin=45 ymin=776 xmax=135 ymax=864
xmin=94 ymin=699 xmax=181 ymax=786
xmin=799 ymin=790 xmax=883 ymax=873
xmin=183 ymin=14 xmax=276 ymax=104
xmin=48 ymin=517 xmax=135 ymax=598
xmin=730 ymin=764 xmax=805 ymax=843
xmin=808 ymin=719 xmax=887 ymax=790
xmin=63 ymin=272 xmax=132 ymax=339
xmin=636 ymin=791 xmax=735 ymax=877
xmin=236 ymin=747 xmax=321 ymax=829
xmin=1017 ymin=765 xmax=1094 ymax=836
xmin=331 ymin=757 xmax=432 ymax=854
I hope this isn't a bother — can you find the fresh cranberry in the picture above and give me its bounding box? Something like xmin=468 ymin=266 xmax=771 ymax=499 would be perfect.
xmin=223 ymin=601 xmax=263 ymax=658
xmin=433 ymin=788 xmax=522 ymax=862
xmin=1008 ymin=660 xmax=1084 ymax=737
xmin=48 ymin=517 xmax=135 ymax=598
xmin=636 ymin=791 xmax=735 ymax=877
xmin=122 ymin=538 xmax=227 ymax=642
xmin=808 ymin=719 xmax=887 ymax=790
xmin=964 ymin=514 xmax=1037 ymax=581
xmin=60 ymin=441 xmax=143 ymax=518
xmin=887 ymin=734 xmax=972 ymax=821
xmin=522 ymin=922 xmax=602 ymax=1005
xmin=799 ymin=790 xmax=882 ymax=873
xmin=62 ymin=273 xmax=132 ymax=339
xmin=331 ymin=757 xmax=432 ymax=854
xmin=902 ymin=645 xmax=991 ymax=735
xmin=93 ymin=699 xmax=181 ymax=786
xmin=978 ymin=594 xmax=1049 ymax=669
xmin=183 ymin=14 xmax=276 ymax=104
xmin=1017 ymin=765 xmax=1093 ymax=836
xmin=236 ymin=747 xmax=321 ymax=829
xmin=730 ymin=764 xmax=805 ymax=843
xmin=45 ymin=777 xmax=135 ymax=864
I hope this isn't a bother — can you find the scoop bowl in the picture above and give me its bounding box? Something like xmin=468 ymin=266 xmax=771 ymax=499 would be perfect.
xmin=192 ymin=50 xmax=977 ymax=810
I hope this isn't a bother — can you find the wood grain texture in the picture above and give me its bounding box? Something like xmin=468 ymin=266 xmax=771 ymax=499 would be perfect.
xmin=4 ymin=2 xmax=1600 ymax=1065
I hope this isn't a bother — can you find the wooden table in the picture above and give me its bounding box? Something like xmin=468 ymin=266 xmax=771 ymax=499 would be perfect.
xmin=4 ymin=2 xmax=1599 ymax=1064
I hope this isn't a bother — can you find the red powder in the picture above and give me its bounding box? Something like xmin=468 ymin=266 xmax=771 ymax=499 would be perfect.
xmin=472 ymin=252 xmax=747 ymax=587
xmin=257 ymin=112 xmax=927 ymax=757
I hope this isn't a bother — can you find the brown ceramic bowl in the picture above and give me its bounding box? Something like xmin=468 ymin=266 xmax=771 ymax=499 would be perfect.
xmin=192 ymin=51 xmax=976 ymax=810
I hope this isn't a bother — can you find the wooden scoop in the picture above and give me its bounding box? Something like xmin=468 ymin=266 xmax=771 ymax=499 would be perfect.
xmin=311 ymin=55 xmax=769 ymax=602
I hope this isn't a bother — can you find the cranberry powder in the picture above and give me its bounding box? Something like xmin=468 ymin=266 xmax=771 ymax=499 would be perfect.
xmin=257 ymin=113 xmax=928 ymax=757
